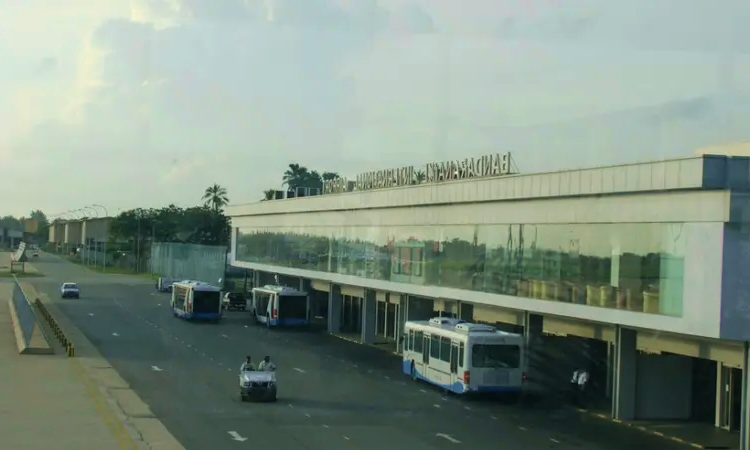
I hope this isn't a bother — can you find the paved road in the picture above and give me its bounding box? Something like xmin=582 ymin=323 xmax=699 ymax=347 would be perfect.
xmin=31 ymin=254 xmax=688 ymax=450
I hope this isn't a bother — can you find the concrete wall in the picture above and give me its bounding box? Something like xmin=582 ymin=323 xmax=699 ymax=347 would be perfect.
xmin=64 ymin=221 xmax=82 ymax=245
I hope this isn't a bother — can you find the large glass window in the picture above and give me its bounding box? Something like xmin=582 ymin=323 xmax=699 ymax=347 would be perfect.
xmin=235 ymin=222 xmax=687 ymax=317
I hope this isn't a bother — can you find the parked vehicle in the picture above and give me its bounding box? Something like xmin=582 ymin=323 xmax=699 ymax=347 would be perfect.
xmin=223 ymin=292 xmax=247 ymax=310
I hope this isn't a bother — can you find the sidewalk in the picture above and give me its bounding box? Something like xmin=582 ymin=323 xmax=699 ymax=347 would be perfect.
xmin=0 ymin=283 xmax=125 ymax=450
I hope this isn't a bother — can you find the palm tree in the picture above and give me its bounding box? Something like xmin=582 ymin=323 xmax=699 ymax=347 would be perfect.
xmin=414 ymin=170 xmax=426 ymax=184
xmin=261 ymin=189 xmax=276 ymax=201
xmin=202 ymin=183 xmax=229 ymax=211
xmin=282 ymin=164 xmax=310 ymax=190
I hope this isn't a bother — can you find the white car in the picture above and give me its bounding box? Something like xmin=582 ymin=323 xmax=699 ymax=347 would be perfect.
xmin=60 ymin=282 xmax=80 ymax=299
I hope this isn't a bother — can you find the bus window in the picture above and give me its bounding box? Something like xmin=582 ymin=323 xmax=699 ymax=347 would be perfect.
xmin=279 ymin=295 xmax=307 ymax=319
xmin=459 ymin=342 xmax=465 ymax=368
xmin=407 ymin=331 xmax=414 ymax=351
xmin=471 ymin=344 xmax=521 ymax=369
xmin=414 ymin=332 xmax=423 ymax=353
xmin=430 ymin=336 xmax=441 ymax=359
xmin=439 ymin=337 xmax=451 ymax=362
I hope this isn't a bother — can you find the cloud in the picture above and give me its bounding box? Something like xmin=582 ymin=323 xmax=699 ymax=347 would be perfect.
xmin=31 ymin=57 xmax=57 ymax=77
xmin=5 ymin=0 xmax=750 ymax=214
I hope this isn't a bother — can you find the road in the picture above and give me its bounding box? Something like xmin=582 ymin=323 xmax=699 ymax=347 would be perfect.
xmin=30 ymin=254 xmax=688 ymax=450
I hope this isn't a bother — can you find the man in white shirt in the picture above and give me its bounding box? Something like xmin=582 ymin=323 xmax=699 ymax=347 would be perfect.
xmin=258 ymin=356 xmax=276 ymax=372
xmin=570 ymin=368 xmax=590 ymax=406
xmin=240 ymin=356 xmax=254 ymax=372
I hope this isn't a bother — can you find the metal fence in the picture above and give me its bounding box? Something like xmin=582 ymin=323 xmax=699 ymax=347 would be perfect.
xmin=150 ymin=242 xmax=227 ymax=285
xmin=12 ymin=278 xmax=36 ymax=346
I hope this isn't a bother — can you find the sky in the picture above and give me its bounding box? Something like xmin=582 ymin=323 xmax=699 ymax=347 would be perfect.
xmin=0 ymin=0 xmax=748 ymax=217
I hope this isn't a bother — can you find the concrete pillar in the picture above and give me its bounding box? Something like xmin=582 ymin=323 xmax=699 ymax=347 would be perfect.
xmin=612 ymin=326 xmax=637 ymax=420
xmin=740 ymin=342 xmax=750 ymax=450
xmin=300 ymin=279 xmax=312 ymax=321
xmin=606 ymin=342 xmax=614 ymax=399
xmin=361 ymin=289 xmax=377 ymax=344
xmin=523 ymin=312 xmax=544 ymax=383
xmin=327 ymin=285 xmax=341 ymax=333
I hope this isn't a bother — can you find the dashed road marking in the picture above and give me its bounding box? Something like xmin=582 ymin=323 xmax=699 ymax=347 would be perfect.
xmin=433 ymin=404 xmax=441 ymax=408
xmin=518 ymin=426 xmax=527 ymax=431
xmin=305 ymin=413 xmax=311 ymax=418
xmin=436 ymin=433 xmax=461 ymax=444
xmin=322 ymin=424 xmax=329 ymax=428
xmin=490 ymin=415 xmax=497 ymax=420
xmin=464 ymin=406 xmax=471 ymax=411
xmin=293 ymin=367 xmax=306 ymax=373
xmin=419 ymin=389 xmax=427 ymax=393
xmin=288 ymin=404 xmax=294 ymax=408
xmin=550 ymin=438 xmax=560 ymax=444
xmin=343 ymin=436 xmax=350 ymax=441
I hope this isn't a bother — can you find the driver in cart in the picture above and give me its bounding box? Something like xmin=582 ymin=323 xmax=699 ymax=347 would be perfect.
xmin=240 ymin=356 xmax=254 ymax=372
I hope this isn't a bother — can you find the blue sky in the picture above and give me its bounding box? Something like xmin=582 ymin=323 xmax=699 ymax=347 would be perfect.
xmin=0 ymin=0 xmax=748 ymax=217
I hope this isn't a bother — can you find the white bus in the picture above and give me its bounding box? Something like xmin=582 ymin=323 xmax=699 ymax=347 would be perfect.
xmin=171 ymin=281 xmax=223 ymax=322
xmin=251 ymin=285 xmax=309 ymax=327
xmin=402 ymin=317 xmax=526 ymax=395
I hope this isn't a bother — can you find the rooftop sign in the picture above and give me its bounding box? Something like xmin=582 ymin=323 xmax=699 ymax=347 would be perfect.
xmin=323 ymin=152 xmax=514 ymax=195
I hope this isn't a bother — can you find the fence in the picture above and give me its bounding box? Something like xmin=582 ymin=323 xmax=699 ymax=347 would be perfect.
xmin=150 ymin=242 xmax=227 ymax=285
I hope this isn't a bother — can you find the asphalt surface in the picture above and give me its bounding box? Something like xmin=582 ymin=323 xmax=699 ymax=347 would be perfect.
xmin=30 ymin=253 xmax=690 ymax=450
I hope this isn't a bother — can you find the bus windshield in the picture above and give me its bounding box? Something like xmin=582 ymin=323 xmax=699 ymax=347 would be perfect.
xmin=471 ymin=344 xmax=521 ymax=369
xmin=278 ymin=295 xmax=306 ymax=319
xmin=192 ymin=290 xmax=220 ymax=313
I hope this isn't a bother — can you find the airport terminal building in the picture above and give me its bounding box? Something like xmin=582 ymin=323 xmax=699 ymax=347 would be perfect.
xmin=227 ymin=153 xmax=750 ymax=447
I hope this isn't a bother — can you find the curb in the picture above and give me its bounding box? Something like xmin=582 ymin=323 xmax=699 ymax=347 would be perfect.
xmin=576 ymin=408 xmax=706 ymax=449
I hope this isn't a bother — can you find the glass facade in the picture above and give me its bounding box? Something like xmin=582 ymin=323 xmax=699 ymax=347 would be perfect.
xmin=236 ymin=223 xmax=687 ymax=317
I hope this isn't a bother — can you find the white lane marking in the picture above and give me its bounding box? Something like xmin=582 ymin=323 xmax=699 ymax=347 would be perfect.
xmin=244 ymin=325 xmax=248 ymax=328
xmin=227 ymin=368 xmax=231 ymax=372
xmin=339 ymin=359 xmax=346 ymax=363
xmin=343 ymin=436 xmax=350 ymax=441
xmin=367 ymin=369 xmax=373 ymax=373
xmin=490 ymin=415 xmax=497 ymax=420
xmin=518 ymin=426 xmax=527 ymax=431
xmin=419 ymin=389 xmax=427 ymax=393
xmin=353 ymin=364 xmax=358 ymax=368
xmin=436 ymin=433 xmax=461 ymax=444
xmin=322 ymin=424 xmax=329 ymax=428
xmin=293 ymin=367 xmax=306 ymax=373
xmin=305 ymin=413 xmax=311 ymax=418
xmin=221 ymin=334 xmax=229 ymax=339
xmin=384 ymin=375 xmax=390 ymax=380
xmin=151 ymin=366 xmax=163 ymax=372
xmin=464 ymin=406 xmax=471 ymax=411
xmin=157 ymin=304 xmax=161 ymax=306
xmin=550 ymin=438 xmax=560 ymax=444
xmin=433 ymin=404 xmax=441 ymax=408
xmin=218 ymin=362 xmax=223 ymax=366
xmin=88 ymin=313 xmax=94 ymax=316
xmin=287 ymin=404 xmax=294 ymax=408
xmin=112 ymin=332 xmax=119 ymax=337
xmin=228 ymin=431 xmax=248 ymax=442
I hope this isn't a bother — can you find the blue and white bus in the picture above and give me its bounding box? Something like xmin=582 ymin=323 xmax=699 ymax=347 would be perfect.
xmin=251 ymin=285 xmax=309 ymax=327
xmin=171 ymin=281 xmax=223 ymax=322
xmin=402 ymin=317 xmax=526 ymax=395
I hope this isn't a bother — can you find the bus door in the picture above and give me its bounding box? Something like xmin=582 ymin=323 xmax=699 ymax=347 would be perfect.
xmin=422 ymin=335 xmax=430 ymax=365
xmin=186 ymin=289 xmax=193 ymax=313
xmin=450 ymin=342 xmax=459 ymax=381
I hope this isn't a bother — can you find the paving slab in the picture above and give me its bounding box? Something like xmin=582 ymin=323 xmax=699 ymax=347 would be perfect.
xmin=0 ymin=283 xmax=124 ymax=450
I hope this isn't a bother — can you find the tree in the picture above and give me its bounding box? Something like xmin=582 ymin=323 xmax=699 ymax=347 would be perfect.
xmin=279 ymin=163 xmax=340 ymax=193
xmin=108 ymin=205 xmax=231 ymax=246
xmin=0 ymin=215 xmax=22 ymax=231
xmin=202 ymin=183 xmax=229 ymax=211
xmin=262 ymin=189 xmax=276 ymax=201
xmin=282 ymin=164 xmax=310 ymax=190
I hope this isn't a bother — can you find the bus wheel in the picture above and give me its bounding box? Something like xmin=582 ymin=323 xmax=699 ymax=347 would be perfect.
xmin=410 ymin=362 xmax=417 ymax=381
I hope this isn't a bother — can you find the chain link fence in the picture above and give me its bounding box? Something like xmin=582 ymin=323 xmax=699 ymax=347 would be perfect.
xmin=150 ymin=242 xmax=227 ymax=284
